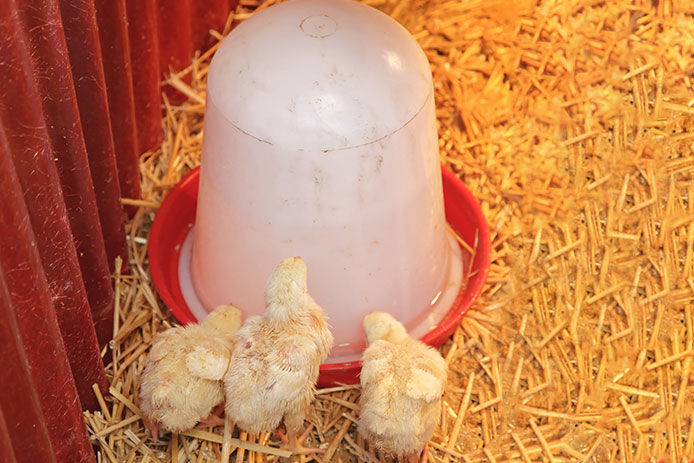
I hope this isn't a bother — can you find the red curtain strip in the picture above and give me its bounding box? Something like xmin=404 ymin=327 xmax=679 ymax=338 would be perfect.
xmin=18 ymin=0 xmax=116 ymax=351
xmin=126 ymin=0 xmax=163 ymax=153
xmin=158 ymin=0 xmax=237 ymax=101
xmin=192 ymin=0 xmax=230 ymax=51
xmin=0 ymin=122 xmax=95 ymax=462
xmin=0 ymin=269 xmax=57 ymax=463
xmin=94 ymin=0 xmax=142 ymax=202
xmin=157 ymin=0 xmax=193 ymax=103
xmin=0 ymin=406 xmax=18 ymax=463
xmin=58 ymin=0 xmax=130 ymax=274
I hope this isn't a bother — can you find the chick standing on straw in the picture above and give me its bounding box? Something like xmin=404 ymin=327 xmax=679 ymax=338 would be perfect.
xmin=139 ymin=304 xmax=242 ymax=440
xmin=358 ymin=312 xmax=448 ymax=463
xmin=221 ymin=257 xmax=333 ymax=460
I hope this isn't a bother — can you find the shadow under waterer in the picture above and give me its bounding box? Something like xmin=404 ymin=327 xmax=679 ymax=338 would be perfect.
xmin=148 ymin=0 xmax=491 ymax=386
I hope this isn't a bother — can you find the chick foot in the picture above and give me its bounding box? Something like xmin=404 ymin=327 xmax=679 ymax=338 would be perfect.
xmin=138 ymin=396 xmax=160 ymax=441
xmin=405 ymin=453 xmax=421 ymax=463
xmin=279 ymin=425 xmax=325 ymax=455
xmin=196 ymin=404 xmax=225 ymax=428
xmin=420 ymin=443 xmax=430 ymax=463
xmin=405 ymin=444 xmax=428 ymax=463
xmin=196 ymin=414 xmax=225 ymax=428
xmin=142 ymin=415 xmax=160 ymax=441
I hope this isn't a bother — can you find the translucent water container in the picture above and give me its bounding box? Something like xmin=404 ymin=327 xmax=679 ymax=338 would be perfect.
xmin=187 ymin=0 xmax=463 ymax=362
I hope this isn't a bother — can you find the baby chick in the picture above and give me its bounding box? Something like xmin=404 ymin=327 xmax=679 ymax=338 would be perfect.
xmin=358 ymin=312 xmax=448 ymax=463
xmin=139 ymin=304 xmax=242 ymax=440
xmin=222 ymin=257 xmax=333 ymax=460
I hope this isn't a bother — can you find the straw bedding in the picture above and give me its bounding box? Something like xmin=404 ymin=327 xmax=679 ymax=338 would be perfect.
xmin=85 ymin=0 xmax=694 ymax=461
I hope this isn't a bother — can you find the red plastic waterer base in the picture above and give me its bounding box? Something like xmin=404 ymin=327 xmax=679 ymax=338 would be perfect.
xmin=148 ymin=166 xmax=491 ymax=387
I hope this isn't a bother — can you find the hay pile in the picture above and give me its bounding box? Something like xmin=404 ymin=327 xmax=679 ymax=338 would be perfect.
xmin=86 ymin=0 xmax=694 ymax=461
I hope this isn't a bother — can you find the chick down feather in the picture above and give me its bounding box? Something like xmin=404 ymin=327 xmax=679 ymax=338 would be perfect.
xmin=139 ymin=304 xmax=242 ymax=434
xmin=358 ymin=312 xmax=448 ymax=457
xmin=223 ymin=257 xmax=333 ymax=435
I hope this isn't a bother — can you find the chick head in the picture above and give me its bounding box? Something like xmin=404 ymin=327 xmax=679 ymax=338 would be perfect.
xmin=265 ymin=256 xmax=308 ymax=309
xmin=202 ymin=304 xmax=243 ymax=335
xmin=363 ymin=312 xmax=408 ymax=345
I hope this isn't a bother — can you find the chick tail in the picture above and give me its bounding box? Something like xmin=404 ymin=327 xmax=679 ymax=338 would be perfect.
xmin=221 ymin=413 xmax=234 ymax=463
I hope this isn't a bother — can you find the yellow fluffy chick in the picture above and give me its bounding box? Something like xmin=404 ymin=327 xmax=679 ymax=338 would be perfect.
xmin=222 ymin=257 xmax=333 ymax=459
xmin=139 ymin=304 xmax=242 ymax=440
xmin=358 ymin=312 xmax=448 ymax=463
